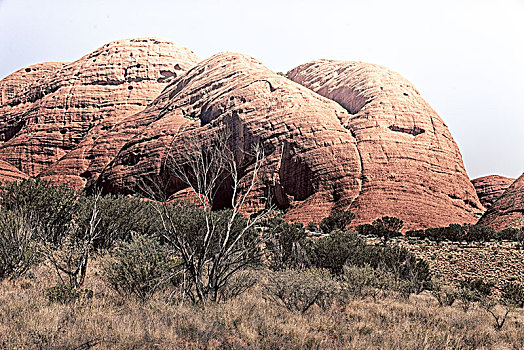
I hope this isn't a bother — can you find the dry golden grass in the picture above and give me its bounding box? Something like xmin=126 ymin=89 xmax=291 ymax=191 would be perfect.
xmin=1 ymin=261 xmax=524 ymax=349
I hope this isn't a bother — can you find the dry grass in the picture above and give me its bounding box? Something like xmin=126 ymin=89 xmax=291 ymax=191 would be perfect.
xmin=1 ymin=261 xmax=524 ymax=349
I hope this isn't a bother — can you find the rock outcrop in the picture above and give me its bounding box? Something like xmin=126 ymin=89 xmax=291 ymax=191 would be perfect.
xmin=0 ymin=43 xmax=487 ymax=230
xmin=96 ymin=53 xmax=363 ymax=222
xmin=0 ymin=160 xmax=28 ymax=182
xmin=287 ymin=60 xmax=484 ymax=229
xmin=0 ymin=38 xmax=199 ymax=177
xmin=478 ymin=174 xmax=524 ymax=230
xmin=472 ymin=175 xmax=515 ymax=209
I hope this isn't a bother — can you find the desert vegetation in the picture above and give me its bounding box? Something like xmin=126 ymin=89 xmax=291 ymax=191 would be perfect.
xmin=0 ymin=179 xmax=524 ymax=349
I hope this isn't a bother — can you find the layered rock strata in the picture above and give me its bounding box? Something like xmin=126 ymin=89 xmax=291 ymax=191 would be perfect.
xmin=472 ymin=175 xmax=515 ymax=209
xmin=287 ymin=60 xmax=483 ymax=229
xmin=478 ymin=174 xmax=524 ymax=230
xmin=0 ymin=38 xmax=199 ymax=177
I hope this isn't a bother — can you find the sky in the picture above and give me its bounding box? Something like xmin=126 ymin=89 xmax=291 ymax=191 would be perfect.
xmin=0 ymin=0 xmax=522 ymax=179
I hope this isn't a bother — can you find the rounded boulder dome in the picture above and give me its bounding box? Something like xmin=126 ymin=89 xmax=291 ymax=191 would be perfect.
xmin=0 ymin=38 xmax=199 ymax=177
xmin=288 ymin=60 xmax=484 ymax=229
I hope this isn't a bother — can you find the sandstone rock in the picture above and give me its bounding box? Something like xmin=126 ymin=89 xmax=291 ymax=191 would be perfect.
xmin=0 ymin=38 xmax=199 ymax=177
xmin=472 ymin=175 xmax=515 ymax=209
xmin=287 ymin=60 xmax=484 ymax=229
xmin=0 ymin=160 xmax=29 ymax=182
xmin=478 ymin=174 xmax=524 ymax=230
xmin=96 ymin=52 xmax=363 ymax=223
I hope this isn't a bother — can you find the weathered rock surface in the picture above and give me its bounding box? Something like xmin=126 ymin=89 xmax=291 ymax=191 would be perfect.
xmin=0 ymin=38 xmax=199 ymax=177
xmin=0 ymin=44 xmax=488 ymax=230
xmin=287 ymin=60 xmax=484 ymax=229
xmin=478 ymin=174 xmax=524 ymax=230
xmin=472 ymin=175 xmax=515 ymax=209
xmin=0 ymin=160 xmax=29 ymax=182
xmin=96 ymin=53 xmax=363 ymax=222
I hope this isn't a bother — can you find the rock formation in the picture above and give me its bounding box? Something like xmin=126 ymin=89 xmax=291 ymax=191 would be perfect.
xmin=472 ymin=175 xmax=515 ymax=209
xmin=96 ymin=52 xmax=363 ymax=223
xmin=287 ymin=60 xmax=484 ymax=229
xmin=0 ymin=38 xmax=199 ymax=177
xmin=0 ymin=42 xmax=487 ymax=230
xmin=478 ymin=174 xmax=524 ymax=230
xmin=0 ymin=160 xmax=28 ymax=183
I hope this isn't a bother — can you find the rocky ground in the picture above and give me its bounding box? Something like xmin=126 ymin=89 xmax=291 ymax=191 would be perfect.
xmin=390 ymin=237 xmax=524 ymax=289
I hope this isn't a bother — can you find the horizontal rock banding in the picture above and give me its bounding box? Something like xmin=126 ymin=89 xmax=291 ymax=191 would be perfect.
xmin=287 ymin=60 xmax=484 ymax=229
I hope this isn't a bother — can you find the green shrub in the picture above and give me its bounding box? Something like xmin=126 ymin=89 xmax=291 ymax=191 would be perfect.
xmin=318 ymin=210 xmax=355 ymax=234
xmin=372 ymin=216 xmax=403 ymax=245
xmin=0 ymin=210 xmax=40 ymax=281
xmin=77 ymin=195 xmax=160 ymax=249
xmin=305 ymin=230 xmax=363 ymax=275
xmin=45 ymin=284 xmax=93 ymax=303
xmin=501 ymin=282 xmax=524 ymax=308
xmin=263 ymin=215 xmax=308 ymax=270
xmin=0 ymin=179 xmax=79 ymax=243
xmin=103 ymin=234 xmax=180 ymax=301
xmin=264 ymin=269 xmax=342 ymax=313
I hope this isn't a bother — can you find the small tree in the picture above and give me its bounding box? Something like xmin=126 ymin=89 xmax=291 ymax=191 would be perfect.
xmin=372 ymin=216 xmax=403 ymax=245
xmin=318 ymin=210 xmax=355 ymax=234
xmin=151 ymin=130 xmax=272 ymax=303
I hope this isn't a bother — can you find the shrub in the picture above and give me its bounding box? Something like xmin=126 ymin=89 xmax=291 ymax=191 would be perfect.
xmin=306 ymin=230 xmax=363 ymax=275
xmin=103 ymin=234 xmax=180 ymax=301
xmin=77 ymin=195 xmax=160 ymax=249
xmin=501 ymin=282 xmax=524 ymax=308
xmin=318 ymin=210 xmax=355 ymax=234
xmin=217 ymin=269 xmax=259 ymax=302
xmin=263 ymin=215 xmax=308 ymax=270
xmin=346 ymin=244 xmax=432 ymax=294
xmin=372 ymin=216 xmax=403 ymax=245
xmin=0 ymin=210 xmax=40 ymax=281
xmin=0 ymin=179 xmax=79 ymax=243
xmin=45 ymin=284 xmax=93 ymax=303
xmin=355 ymin=223 xmax=375 ymax=236
xmin=340 ymin=265 xmax=396 ymax=299
xmin=264 ymin=269 xmax=342 ymax=313
xmin=457 ymin=278 xmax=494 ymax=311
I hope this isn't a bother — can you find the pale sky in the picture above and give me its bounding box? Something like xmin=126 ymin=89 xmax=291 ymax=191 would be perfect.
xmin=0 ymin=0 xmax=522 ymax=179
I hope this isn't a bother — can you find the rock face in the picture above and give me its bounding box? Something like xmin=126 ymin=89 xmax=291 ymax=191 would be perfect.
xmin=472 ymin=175 xmax=515 ymax=209
xmin=0 ymin=38 xmax=199 ymax=177
xmin=478 ymin=174 xmax=524 ymax=230
xmin=0 ymin=160 xmax=28 ymax=182
xmin=287 ymin=60 xmax=483 ymax=229
xmin=96 ymin=53 xmax=363 ymax=222
xmin=0 ymin=44 xmax=486 ymax=230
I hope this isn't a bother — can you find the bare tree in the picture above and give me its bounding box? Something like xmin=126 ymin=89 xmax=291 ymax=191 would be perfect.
xmin=149 ymin=130 xmax=272 ymax=302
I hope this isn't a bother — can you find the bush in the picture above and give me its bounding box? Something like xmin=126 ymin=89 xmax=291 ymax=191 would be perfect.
xmin=264 ymin=269 xmax=342 ymax=313
xmin=501 ymin=282 xmax=524 ymax=308
xmin=103 ymin=234 xmax=180 ymax=301
xmin=45 ymin=284 xmax=93 ymax=303
xmin=78 ymin=195 xmax=160 ymax=249
xmin=263 ymin=215 xmax=308 ymax=270
xmin=0 ymin=210 xmax=40 ymax=281
xmin=340 ymin=265 xmax=397 ymax=299
xmin=306 ymin=230 xmax=363 ymax=275
xmin=318 ymin=210 xmax=355 ymax=234
xmin=372 ymin=216 xmax=403 ymax=245
xmin=0 ymin=179 xmax=79 ymax=243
